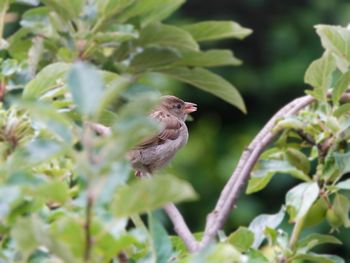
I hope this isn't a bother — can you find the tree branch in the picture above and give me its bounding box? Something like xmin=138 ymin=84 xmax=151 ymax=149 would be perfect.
xmin=163 ymin=203 xmax=199 ymax=252
xmin=199 ymin=95 xmax=315 ymax=248
xmin=89 ymin=91 xmax=350 ymax=253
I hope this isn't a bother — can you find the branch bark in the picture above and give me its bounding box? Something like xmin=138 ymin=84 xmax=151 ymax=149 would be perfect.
xmin=199 ymin=95 xmax=315 ymax=248
xmin=163 ymin=204 xmax=199 ymax=252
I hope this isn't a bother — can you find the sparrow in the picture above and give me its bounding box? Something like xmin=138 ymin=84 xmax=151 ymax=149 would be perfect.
xmin=127 ymin=95 xmax=197 ymax=177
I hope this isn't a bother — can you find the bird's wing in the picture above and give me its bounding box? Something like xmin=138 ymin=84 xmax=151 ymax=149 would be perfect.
xmin=135 ymin=110 xmax=182 ymax=149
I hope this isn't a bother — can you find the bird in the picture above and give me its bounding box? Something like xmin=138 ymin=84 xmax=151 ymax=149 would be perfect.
xmin=127 ymin=95 xmax=197 ymax=177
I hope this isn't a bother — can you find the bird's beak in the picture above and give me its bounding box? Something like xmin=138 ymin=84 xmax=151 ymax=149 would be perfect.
xmin=184 ymin=102 xmax=197 ymax=113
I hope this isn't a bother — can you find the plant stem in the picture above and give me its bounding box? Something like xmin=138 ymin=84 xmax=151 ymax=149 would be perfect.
xmin=163 ymin=203 xmax=199 ymax=252
xmin=84 ymin=192 xmax=93 ymax=262
xmin=289 ymin=216 xmax=305 ymax=250
xmin=0 ymin=0 xmax=9 ymax=39
xmin=131 ymin=214 xmax=148 ymax=232
xmin=80 ymin=18 xmax=104 ymax=59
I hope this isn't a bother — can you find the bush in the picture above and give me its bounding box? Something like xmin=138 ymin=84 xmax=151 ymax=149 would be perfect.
xmin=1 ymin=1 xmax=350 ymax=263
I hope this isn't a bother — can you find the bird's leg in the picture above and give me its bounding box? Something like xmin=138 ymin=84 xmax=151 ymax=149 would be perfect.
xmin=135 ymin=170 xmax=142 ymax=177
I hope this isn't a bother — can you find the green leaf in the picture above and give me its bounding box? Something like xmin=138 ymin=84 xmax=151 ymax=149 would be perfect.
xmin=159 ymin=67 xmax=246 ymax=112
xmin=110 ymin=93 xmax=160 ymax=156
xmin=91 ymin=219 xmax=135 ymax=261
xmin=97 ymin=0 xmax=135 ymax=21
xmin=128 ymin=47 xmax=180 ymax=74
xmin=1 ymin=59 xmax=18 ymax=76
xmin=227 ymin=227 xmax=254 ymax=252
xmin=22 ymin=138 xmax=64 ymax=165
xmin=96 ymin=162 xmax=130 ymax=206
xmin=189 ymin=243 xmax=243 ymax=263
xmin=297 ymin=234 xmax=342 ymax=253
xmin=285 ymin=148 xmax=311 ymax=175
xmin=148 ymin=213 xmax=173 ymax=263
xmin=316 ymin=25 xmax=350 ymax=72
xmin=0 ymin=186 xmax=20 ymax=218
xmin=97 ymin=72 xmax=130 ymax=118
xmin=17 ymin=100 xmax=72 ymax=142
xmin=12 ymin=216 xmax=79 ymax=262
xmin=8 ymin=28 xmax=32 ymax=60
xmin=286 ymin=182 xmax=319 ymax=222
xmin=332 ymin=71 xmax=350 ymax=105
xmin=246 ymin=172 xmax=273 ymax=195
xmin=67 ymin=61 xmax=103 ymax=116
xmin=246 ymin=249 xmax=269 ymax=263
xmin=333 ymin=193 xmax=350 ymax=228
xmin=36 ymin=180 xmax=70 ymax=204
xmin=333 ymin=103 xmax=350 ymax=118
xmin=11 ymin=217 xmax=40 ymax=257
xmin=182 ymin=21 xmax=252 ymax=42
xmin=304 ymin=51 xmax=336 ymax=101
xmin=334 ymin=151 xmax=350 ymax=175
xmin=41 ymin=0 xmax=84 ymax=20
xmin=112 ymin=175 xmax=197 ymax=217
xmin=246 ymin=160 xmax=310 ymax=194
xmin=303 ymin=198 xmax=328 ymax=228
xmin=94 ymin=24 xmax=139 ymax=44
xmin=138 ymin=23 xmax=199 ymax=51
xmin=293 ymin=253 xmax=345 ymax=263
xmin=20 ymin=7 xmax=53 ymax=36
xmin=336 ymin=178 xmax=350 ymax=190
xmin=23 ymin=62 xmax=70 ymax=100
xmin=139 ymin=0 xmax=185 ymax=26
xmin=248 ymin=208 xmax=284 ymax=248
xmin=175 ymin=49 xmax=241 ymax=67
xmin=50 ymin=216 xmax=85 ymax=259
xmin=118 ymin=0 xmax=181 ymax=23
xmin=273 ymin=116 xmax=304 ymax=132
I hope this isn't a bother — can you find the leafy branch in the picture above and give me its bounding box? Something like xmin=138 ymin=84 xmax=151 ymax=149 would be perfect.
xmin=89 ymin=89 xmax=350 ymax=253
xmin=3 ymin=1 xmax=350 ymax=262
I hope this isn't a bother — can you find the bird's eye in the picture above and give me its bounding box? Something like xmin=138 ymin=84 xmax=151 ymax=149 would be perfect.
xmin=176 ymin=104 xmax=182 ymax=109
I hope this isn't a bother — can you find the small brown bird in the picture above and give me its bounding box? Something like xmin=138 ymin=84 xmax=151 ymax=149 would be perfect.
xmin=128 ymin=95 xmax=197 ymax=177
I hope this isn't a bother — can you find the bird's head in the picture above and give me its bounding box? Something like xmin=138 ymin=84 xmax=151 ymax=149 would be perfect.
xmin=159 ymin=95 xmax=197 ymax=120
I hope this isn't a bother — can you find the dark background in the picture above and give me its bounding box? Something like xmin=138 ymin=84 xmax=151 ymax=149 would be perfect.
xmin=164 ymin=0 xmax=350 ymax=260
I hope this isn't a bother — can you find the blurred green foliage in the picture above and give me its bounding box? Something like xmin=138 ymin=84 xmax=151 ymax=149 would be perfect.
xmin=0 ymin=0 xmax=254 ymax=262
xmin=2 ymin=0 xmax=350 ymax=262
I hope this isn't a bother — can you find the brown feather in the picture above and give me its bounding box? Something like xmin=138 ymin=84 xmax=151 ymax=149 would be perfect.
xmin=135 ymin=110 xmax=182 ymax=149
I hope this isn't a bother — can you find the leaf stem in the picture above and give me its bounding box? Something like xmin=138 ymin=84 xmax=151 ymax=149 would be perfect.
xmin=79 ymin=18 xmax=105 ymax=59
xmin=289 ymin=215 xmax=305 ymax=251
xmin=131 ymin=214 xmax=148 ymax=232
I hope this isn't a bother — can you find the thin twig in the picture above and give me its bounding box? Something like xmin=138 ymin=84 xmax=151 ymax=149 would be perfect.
xmin=84 ymin=193 xmax=93 ymax=262
xmin=28 ymin=36 xmax=44 ymax=79
xmin=163 ymin=203 xmax=199 ymax=252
